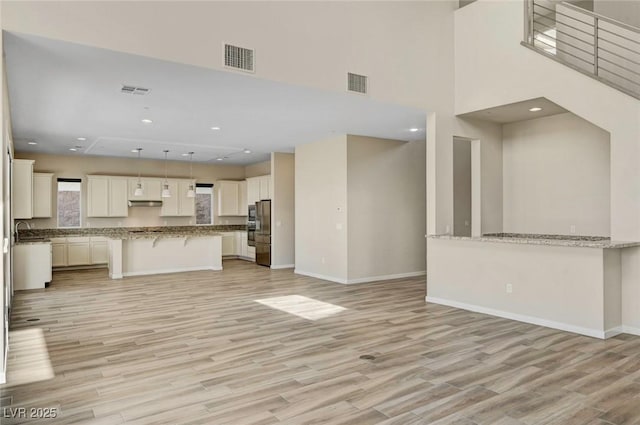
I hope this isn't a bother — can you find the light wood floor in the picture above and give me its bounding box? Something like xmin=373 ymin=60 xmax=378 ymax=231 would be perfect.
xmin=2 ymin=260 xmax=640 ymax=424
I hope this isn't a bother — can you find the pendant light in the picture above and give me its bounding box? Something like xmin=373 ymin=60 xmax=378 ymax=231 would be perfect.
xmin=186 ymin=152 xmax=195 ymax=198
xmin=161 ymin=150 xmax=171 ymax=198
xmin=134 ymin=148 xmax=144 ymax=196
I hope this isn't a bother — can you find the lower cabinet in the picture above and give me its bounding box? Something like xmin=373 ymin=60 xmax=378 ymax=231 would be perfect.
xmin=51 ymin=237 xmax=109 ymax=267
xmin=14 ymin=243 xmax=52 ymax=290
xmin=67 ymin=238 xmax=91 ymax=266
xmin=221 ymin=231 xmax=254 ymax=261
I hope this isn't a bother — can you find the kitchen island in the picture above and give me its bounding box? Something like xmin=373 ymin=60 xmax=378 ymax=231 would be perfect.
xmin=427 ymin=233 xmax=640 ymax=339
xmin=109 ymin=231 xmax=222 ymax=279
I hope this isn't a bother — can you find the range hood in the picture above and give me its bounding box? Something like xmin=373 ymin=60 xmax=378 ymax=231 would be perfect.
xmin=128 ymin=200 xmax=163 ymax=207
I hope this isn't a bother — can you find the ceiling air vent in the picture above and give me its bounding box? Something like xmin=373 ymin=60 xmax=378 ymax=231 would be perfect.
xmin=224 ymin=44 xmax=255 ymax=72
xmin=348 ymin=73 xmax=368 ymax=94
xmin=121 ymin=85 xmax=151 ymax=95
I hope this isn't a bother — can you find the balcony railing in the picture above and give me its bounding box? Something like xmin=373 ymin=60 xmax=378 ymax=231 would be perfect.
xmin=523 ymin=0 xmax=640 ymax=100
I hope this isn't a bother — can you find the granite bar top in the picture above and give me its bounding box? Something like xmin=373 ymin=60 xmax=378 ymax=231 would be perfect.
xmin=428 ymin=233 xmax=640 ymax=249
xmin=20 ymin=225 xmax=246 ymax=240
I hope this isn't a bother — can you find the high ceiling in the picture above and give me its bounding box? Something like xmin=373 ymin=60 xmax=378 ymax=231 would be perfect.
xmin=4 ymin=32 xmax=427 ymax=165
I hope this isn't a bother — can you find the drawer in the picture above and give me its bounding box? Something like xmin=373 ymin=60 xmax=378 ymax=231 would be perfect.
xmin=50 ymin=237 xmax=67 ymax=244
xmin=90 ymin=236 xmax=108 ymax=242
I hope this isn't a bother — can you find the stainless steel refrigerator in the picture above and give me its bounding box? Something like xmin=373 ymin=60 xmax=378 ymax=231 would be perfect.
xmin=255 ymin=200 xmax=271 ymax=267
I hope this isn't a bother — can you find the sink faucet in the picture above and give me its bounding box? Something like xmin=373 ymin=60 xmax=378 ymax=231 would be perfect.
xmin=14 ymin=221 xmax=31 ymax=242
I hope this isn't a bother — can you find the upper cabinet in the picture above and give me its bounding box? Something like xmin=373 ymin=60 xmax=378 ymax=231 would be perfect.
xmin=33 ymin=173 xmax=54 ymax=218
xmin=217 ymin=180 xmax=241 ymax=216
xmin=160 ymin=179 xmax=195 ymax=217
xmin=13 ymin=159 xmax=34 ymax=219
xmin=246 ymin=175 xmax=272 ymax=206
xmin=87 ymin=176 xmax=129 ymax=217
xmin=127 ymin=177 xmax=162 ymax=201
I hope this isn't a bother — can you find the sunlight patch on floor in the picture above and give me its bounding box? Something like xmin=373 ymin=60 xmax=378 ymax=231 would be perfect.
xmin=255 ymin=295 xmax=347 ymax=320
xmin=3 ymin=328 xmax=54 ymax=387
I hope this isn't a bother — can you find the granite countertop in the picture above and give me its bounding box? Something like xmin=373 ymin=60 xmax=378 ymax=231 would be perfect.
xmin=19 ymin=225 xmax=246 ymax=241
xmin=428 ymin=233 xmax=640 ymax=249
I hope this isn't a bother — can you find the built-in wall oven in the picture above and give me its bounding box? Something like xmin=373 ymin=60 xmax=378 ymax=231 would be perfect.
xmin=247 ymin=205 xmax=256 ymax=247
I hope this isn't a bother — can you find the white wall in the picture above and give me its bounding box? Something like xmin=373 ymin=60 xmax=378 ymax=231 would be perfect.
xmin=502 ymin=113 xmax=611 ymax=236
xmin=245 ymin=161 xmax=270 ymax=179
xmin=454 ymin=0 xmax=640 ymax=242
xmin=453 ymin=117 xmax=504 ymax=235
xmin=294 ymin=136 xmax=348 ymax=282
xmin=593 ymin=0 xmax=640 ymax=28
xmin=0 ymin=25 xmax=9 ymax=384
xmin=453 ymin=138 xmax=471 ymax=237
xmin=1 ymin=1 xmax=455 ymax=111
xmin=271 ymin=152 xmax=294 ymax=268
xmin=15 ymin=152 xmax=247 ymax=228
xmin=346 ymin=135 xmax=426 ymax=281
xmin=427 ymin=238 xmax=615 ymax=337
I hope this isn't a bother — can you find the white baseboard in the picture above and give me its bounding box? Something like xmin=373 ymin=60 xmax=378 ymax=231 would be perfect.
xmin=604 ymin=327 xmax=624 ymax=339
xmin=271 ymin=264 xmax=295 ymax=270
xmin=295 ymin=269 xmax=426 ymax=285
xmin=294 ymin=269 xmax=347 ymax=284
xmin=0 ymin=371 xmax=5 ymax=385
xmin=123 ymin=266 xmax=223 ymax=277
xmin=109 ymin=273 xmax=123 ymax=279
xmin=622 ymin=325 xmax=640 ymax=336
xmin=346 ymin=271 xmax=426 ymax=284
xmin=425 ymin=296 xmax=609 ymax=339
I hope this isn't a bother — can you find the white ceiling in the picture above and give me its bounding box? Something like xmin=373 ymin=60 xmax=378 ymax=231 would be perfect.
xmin=457 ymin=97 xmax=568 ymax=124
xmin=4 ymin=32 xmax=428 ymax=165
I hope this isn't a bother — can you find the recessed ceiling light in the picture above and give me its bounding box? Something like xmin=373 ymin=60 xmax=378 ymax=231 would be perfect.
xmin=28 ymin=141 xmax=38 ymax=145
xmin=243 ymin=149 xmax=251 ymax=154
xmin=131 ymin=149 xmax=139 ymax=153
xmin=409 ymin=128 xmax=419 ymax=132
xmin=69 ymin=148 xmax=78 ymax=152
xmin=141 ymin=118 xmax=153 ymax=124
xmin=210 ymin=126 xmax=221 ymax=130
xmin=77 ymin=137 xmax=87 ymax=141
xmin=181 ymin=153 xmax=189 ymax=157
xmin=529 ymin=107 xmax=543 ymax=112
xmin=216 ymin=157 xmax=224 ymax=161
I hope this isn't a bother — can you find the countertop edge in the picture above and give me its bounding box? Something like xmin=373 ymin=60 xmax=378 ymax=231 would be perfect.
xmin=427 ymin=235 xmax=640 ymax=249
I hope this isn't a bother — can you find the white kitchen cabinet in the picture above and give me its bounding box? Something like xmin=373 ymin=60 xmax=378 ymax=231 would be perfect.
xmin=221 ymin=232 xmax=235 ymax=256
xmin=128 ymin=177 xmax=162 ymax=201
xmin=160 ymin=180 xmax=179 ymax=216
xmin=246 ymin=177 xmax=260 ymax=206
xmin=247 ymin=246 xmax=256 ymax=261
xmin=33 ymin=173 xmax=53 ymax=218
xmin=13 ymin=159 xmax=35 ymax=219
xmin=159 ymin=179 xmax=194 ymax=217
xmin=235 ymin=231 xmax=249 ymax=257
xmin=259 ymin=176 xmax=271 ymax=200
xmin=51 ymin=241 xmax=67 ymax=267
xmin=14 ymin=242 xmax=52 ymax=290
xmin=109 ymin=177 xmax=129 ymax=217
xmin=178 ymin=180 xmax=195 ymax=217
xmin=52 ymin=236 xmax=107 ymax=267
xmin=90 ymin=237 xmax=109 ymax=264
xmin=66 ymin=237 xmax=91 ymax=266
xmin=87 ymin=176 xmax=129 ymax=217
xmin=238 ymin=181 xmax=248 ymax=215
xmin=87 ymin=176 xmax=110 ymax=217
xmin=217 ymin=181 xmax=240 ymax=216
xmin=246 ymin=175 xmax=272 ymax=205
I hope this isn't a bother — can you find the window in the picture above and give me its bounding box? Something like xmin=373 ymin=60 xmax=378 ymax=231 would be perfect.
xmin=57 ymin=179 xmax=81 ymax=228
xmin=195 ymin=184 xmax=214 ymax=225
